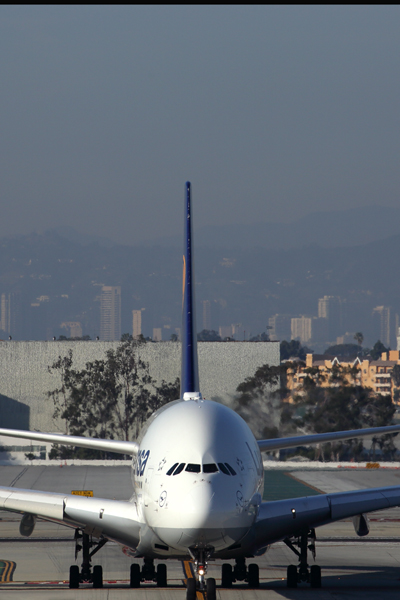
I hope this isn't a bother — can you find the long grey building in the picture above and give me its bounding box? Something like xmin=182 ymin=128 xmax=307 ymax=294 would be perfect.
xmin=0 ymin=341 xmax=279 ymax=433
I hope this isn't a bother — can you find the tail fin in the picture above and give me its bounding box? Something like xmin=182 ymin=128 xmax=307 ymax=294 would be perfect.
xmin=180 ymin=182 xmax=201 ymax=400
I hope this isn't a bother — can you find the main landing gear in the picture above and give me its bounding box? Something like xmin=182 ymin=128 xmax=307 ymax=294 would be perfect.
xmin=284 ymin=528 xmax=321 ymax=588
xmin=221 ymin=558 xmax=259 ymax=588
xmin=129 ymin=558 xmax=168 ymax=588
xmin=69 ymin=530 xmax=108 ymax=589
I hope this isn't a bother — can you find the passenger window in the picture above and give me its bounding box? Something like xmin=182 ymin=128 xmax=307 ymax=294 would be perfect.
xmin=166 ymin=462 xmax=179 ymax=476
xmin=225 ymin=463 xmax=237 ymax=476
xmin=173 ymin=463 xmax=185 ymax=475
xmin=203 ymin=464 xmax=218 ymax=473
xmin=185 ymin=464 xmax=201 ymax=473
xmin=218 ymin=463 xmax=230 ymax=475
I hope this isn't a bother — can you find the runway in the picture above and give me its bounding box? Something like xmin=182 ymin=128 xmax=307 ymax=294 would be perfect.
xmin=1 ymin=464 xmax=400 ymax=598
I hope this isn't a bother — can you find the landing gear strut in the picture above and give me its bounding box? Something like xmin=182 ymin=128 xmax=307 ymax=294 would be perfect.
xmin=186 ymin=548 xmax=216 ymax=600
xmin=284 ymin=528 xmax=321 ymax=588
xmin=69 ymin=529 xmax=107 ymax=589
xmin=129 ymin=558 xmax=167 ymax=588
xmin=220 ymin=558 xmax=259 ymax=588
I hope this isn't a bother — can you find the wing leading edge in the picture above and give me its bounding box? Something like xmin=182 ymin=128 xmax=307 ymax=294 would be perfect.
xmin=257 ymin=423 xmax=400 ymax=453
xmin=0 ymin=486 xmax=141 ymax=549
xmin=0 ymin=428 xmax=139 ymax=456
xmin=242 ymin=484 xmax=400 ymax=554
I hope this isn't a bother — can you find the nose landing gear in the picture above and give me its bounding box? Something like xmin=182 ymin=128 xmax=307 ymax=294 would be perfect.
xmin=186 ymin=549 xmax=216 ymax=600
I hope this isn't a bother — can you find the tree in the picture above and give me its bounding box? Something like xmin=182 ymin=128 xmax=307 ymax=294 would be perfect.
xmin=121 ymin=333 xmax=133 ymax=341
xmin=324 ymin=344 xmax=360 ymax=357
xmin=370 ymin=340 xmax=388 ymax=361
xmin=197 ymin=329 xmax=222 ymax=341
xmin=391 ymin=364 xmax=400 ymax=387
xmin=354 ymin=332 xmax=364 ymax=347
xmin=280 ymin=340 xmax=311 ymax=361
xmin=298 ymin=381 xmax=396 ymax=461
xmin=47 ymin=338 xmax=180 ymax=458
xmin=249 ymin=332 xmax=270 ymax=342
xmin=235 ymin=359 xmax=397 ymax=461
xmin=234 ymin=362 xmax=302 ymax=439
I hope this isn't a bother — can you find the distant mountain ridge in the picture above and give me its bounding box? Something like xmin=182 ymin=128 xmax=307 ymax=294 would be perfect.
xmin=149 ymin=205 xmax=400 ymax=249
xmin=0 ymin=222 xmax=400 ymax=346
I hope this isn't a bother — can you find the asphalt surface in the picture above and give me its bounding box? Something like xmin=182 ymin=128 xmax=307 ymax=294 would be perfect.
xmin=0 ymin=465 xmax=400 ymax=599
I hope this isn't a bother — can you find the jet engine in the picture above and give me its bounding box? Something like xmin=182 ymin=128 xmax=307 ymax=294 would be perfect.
xmin=352 ymin=513 xmax=369 ymax=537
xmin=19 ymin=513 xmax=37 ymax=537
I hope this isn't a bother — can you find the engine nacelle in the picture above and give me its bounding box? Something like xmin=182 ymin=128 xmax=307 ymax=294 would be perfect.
xmin=352 ymin=513 xmax=369 ymax=537
xmin=19 ymin=513 xmax=37 ymax=537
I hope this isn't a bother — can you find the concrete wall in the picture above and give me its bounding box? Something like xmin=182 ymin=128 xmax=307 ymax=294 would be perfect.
xmin=0 ymin=341 xmax=280 ymax=432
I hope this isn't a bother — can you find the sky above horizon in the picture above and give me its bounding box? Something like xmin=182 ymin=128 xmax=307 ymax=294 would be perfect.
xmin=1 ymin=6 xmax=399 ymax=245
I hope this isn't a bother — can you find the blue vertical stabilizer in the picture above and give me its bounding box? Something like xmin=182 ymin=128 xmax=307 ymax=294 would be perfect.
xmin=180 ymin=182 xmax=201 ymax=399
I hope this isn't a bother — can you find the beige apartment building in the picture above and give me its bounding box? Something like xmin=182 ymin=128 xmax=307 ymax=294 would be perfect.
xmin=286 ymin=350 xmax=400 ymax=402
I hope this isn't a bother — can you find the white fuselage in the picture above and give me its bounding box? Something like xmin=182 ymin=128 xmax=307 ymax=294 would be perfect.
xmin=131 ymin=398 xmax=264 ymax=557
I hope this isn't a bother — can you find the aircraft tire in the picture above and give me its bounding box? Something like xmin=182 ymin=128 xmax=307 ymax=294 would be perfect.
xmin=248 ymin=563 xmax=259 ymax=588
xmin=69 ymin=565 xmax=80 ymax=589
xmin=206 ymin=577 xmax=216 ymax=600
xmin=92 ymin=565 xmax=103 ymax=588
xmin=156 ymin=563 xmax=167 ymax=587
xmin=186 ymin=577 xmax=196 ymax=600
xmin=130 ymin=563 xmax=141 ymax=588
xmin=287 ymin=564 xmax=297 ymax=588
xmin=310 ymin=565 xmax=321 ymax=588
xmin=221 ymin=563 xmax=233 ymax=587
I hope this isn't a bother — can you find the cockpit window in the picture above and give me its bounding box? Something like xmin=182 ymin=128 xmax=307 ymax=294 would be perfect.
xmin=167 ymin=462 xmax=232 ymax=475
xmin=218 ymin=462 xmax=230 ymax=475
xmin=173 ymin=463 xmax=186 ymax=475
xmin=225 ymin=463 xmax=237 ymax=476
xmin=166 ymin=463 xmax=179 ymax=476
xmin=203 ymin=463 xmax=218 ymax=473
xmin=185 ymin=463 xmax=201 ymax=473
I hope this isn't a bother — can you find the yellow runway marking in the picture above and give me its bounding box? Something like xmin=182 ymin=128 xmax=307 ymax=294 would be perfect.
xmin=0 ymin=560 xmax=16 ymax=582
xmin=181 ymin=560 xmax=205 ymax=599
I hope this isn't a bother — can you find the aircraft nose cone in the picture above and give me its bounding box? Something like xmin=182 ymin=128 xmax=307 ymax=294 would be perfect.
xmin=180 ymin=482 xmax=215 ymax=530
xmin=153 ymin=479 xmax=252 ymax=552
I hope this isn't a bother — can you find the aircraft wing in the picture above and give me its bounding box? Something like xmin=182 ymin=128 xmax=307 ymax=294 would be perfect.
xmin=0 ymin=428 xmax=138 ymax=456
xmin=0 ymin=486 xmax=141 ymax=548
xmin=244 ymin=484 xmax=400 ymax=553
xmin=257 ymin=423 xmax=400 ymax=453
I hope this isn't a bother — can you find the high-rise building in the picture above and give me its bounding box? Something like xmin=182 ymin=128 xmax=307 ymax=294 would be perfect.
xmin=132 ymin=310 xmax=142 ymax=339
xmin=60 ymin=322 xmax=83 ymax=338
xmin=202 ymin=300 xmax=211 ymax=331
xmin=291 ymin=316 xmax=312 ymax=344
xmin=372 ymin=306 xmax=391 ymax=347
xmin=268 ymin=314 xmax=292 ymax=341
xmin=0 ymin=292 xmax=24 ymax=339
xmin=0 ymin=293 xmax=7 ymax=333
xmin=219 ymin=325 xmax=233 ymax=340
xmin=153 ymin=328 xmax=162 ymax=341
xmin=318 ymin=295 xmax=343 ymax=341
xmin=100 ymin=286 xmax=121 ymax=341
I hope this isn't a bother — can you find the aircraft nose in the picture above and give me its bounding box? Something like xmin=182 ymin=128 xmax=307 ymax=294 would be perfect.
xmin=180 ymin=482 xmax=216 ymax=530
xmin=153 ymin=479 xmax=252 ymax=552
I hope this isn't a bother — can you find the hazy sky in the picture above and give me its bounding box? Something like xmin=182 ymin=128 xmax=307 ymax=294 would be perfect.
xmin=1 ymin=5 xmax=399 ymax=245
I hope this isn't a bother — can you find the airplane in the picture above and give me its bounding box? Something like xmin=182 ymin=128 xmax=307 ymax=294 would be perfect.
xmin=1 ymin=182 xmax=400 ymax=597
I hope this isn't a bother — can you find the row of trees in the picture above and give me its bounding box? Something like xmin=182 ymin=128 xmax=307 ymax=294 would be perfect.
xmin=47 ymin=338 xmax=399 ymax=461
xmin=197 ymin=329 xmax=270 ymax=342
xmin=234 ymin=361 xmax=397 ymax=461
